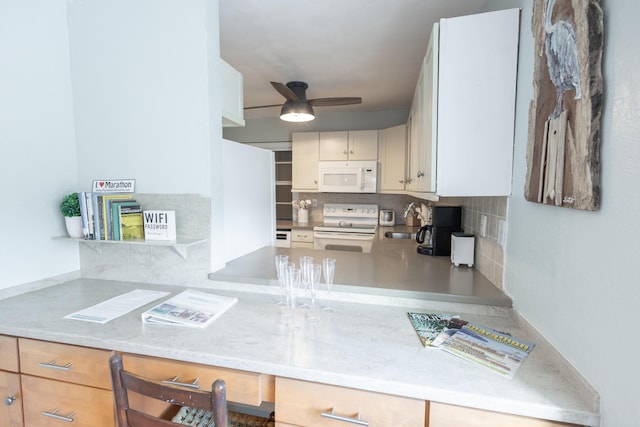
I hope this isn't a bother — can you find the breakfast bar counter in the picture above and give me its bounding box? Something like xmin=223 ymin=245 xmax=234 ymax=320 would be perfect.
xmin=210 ymin=226 xmax=512 ymax=307
xmin=0 ymin=278 xmax=599 ymax=426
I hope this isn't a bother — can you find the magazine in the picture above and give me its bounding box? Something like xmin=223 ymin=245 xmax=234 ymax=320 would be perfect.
xmin=407 ymin=313 xmax=467 ymax=347
xmin=142 ymin=289 xmax=237 ymax=328
xmin=439 ymin=322 xmax=536 ymax=379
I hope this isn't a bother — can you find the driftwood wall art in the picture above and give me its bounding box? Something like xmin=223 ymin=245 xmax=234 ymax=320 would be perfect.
xmin=525 ymin=0 xmax=603 ymax=210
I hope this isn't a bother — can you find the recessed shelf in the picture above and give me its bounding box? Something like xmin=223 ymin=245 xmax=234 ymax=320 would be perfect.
xmin=53 ymin=236 xmax=207 ymax=259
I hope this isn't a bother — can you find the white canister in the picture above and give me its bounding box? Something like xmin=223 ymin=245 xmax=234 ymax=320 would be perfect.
xmin=297 ymin=208 xmax=309 ymax=223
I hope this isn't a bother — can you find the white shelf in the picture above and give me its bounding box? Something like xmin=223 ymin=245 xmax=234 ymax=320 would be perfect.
xmin=53 ymin=236 xmax=206 ymax=259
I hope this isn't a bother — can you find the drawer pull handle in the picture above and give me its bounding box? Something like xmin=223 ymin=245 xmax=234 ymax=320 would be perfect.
xmin=39 ymin=360 xmax=72 ymax=371
xmin=321 ymin=407 xmax=369 ymax=426
xmin=42 ymin=408 xmax=75 ymax=423
xmin=162 ymin=376 xmax=200 ymax=389
xmin=4 ymin=396 xmax=16 ymax=406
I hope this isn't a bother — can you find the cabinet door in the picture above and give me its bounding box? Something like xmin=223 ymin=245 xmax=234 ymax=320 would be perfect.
xmin=21 ymin=375 xmax=114 ymax=427
xmin=436 ymin=9 xmax=519 ymax=196
xmin=0 ymin=371 xmax=22 ymax=427
xmin=406 ymin=65 xmax=424 ymax=192
xmin=429 ymin=402 xmax=578 ymax=427
xmin=379 ymin=125 xmax=407 ymax=192
xmin=318 ymin=131 xmax=349 ymax=161
xmin=276 ymin=377 xmax=426 ymax=427
xmin=421 ymin=23 xmax=438 ymax=193
xmin=347 ymin=130 xmax=379 ymax=160
xmin=18 ymin=338 xmax=112 ymax=389
xmin=292 ymin=132 xmax=319 ymax=191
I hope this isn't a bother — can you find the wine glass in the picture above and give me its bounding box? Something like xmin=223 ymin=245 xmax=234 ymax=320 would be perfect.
xmin=322 ymin=258 xmax=336 ymax=313
xmin=283 ymin=263 xmax=300 ymax=310
xmin=274 ymin=255 xmax=289 ymax=305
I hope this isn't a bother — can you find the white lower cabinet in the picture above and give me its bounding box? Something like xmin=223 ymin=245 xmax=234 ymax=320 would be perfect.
xmin=291 ymin=228 xmax=314 ymax=249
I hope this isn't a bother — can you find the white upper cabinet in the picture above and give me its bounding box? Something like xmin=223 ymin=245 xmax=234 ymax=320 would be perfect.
xmin=319 ymin=130 xmax=378 ymax=161
xmin=220 ymin=59 xmax=245 ymax=127
xmin=379 ymin=125 xmax=407 ymax=192
xmin=435 ymin=9 xmax=520 ymax=196
xmin=292 ymin=132 xmax=319 ymax=191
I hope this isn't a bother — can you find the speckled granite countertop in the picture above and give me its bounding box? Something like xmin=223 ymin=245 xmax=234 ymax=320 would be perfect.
xmin=0 ymin=278 xmax=599 ymax=425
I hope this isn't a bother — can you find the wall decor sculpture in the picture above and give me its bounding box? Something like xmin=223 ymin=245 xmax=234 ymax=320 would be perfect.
xmin=525 ymin=0 xmax=603 ymax=210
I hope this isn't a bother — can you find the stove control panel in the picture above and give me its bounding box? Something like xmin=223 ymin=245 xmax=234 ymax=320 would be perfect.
xmin=323 ymin=203 xmax=379 ymax=218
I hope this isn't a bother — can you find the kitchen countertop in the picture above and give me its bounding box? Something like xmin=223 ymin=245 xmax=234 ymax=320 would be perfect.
xmin=211 ymin=225 xmax=512 ymax=307
xmin=0 ymin=278 xmax=599 ymax=425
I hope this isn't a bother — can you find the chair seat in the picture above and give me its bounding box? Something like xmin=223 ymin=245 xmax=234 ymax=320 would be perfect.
xmin=172 ymin=406 xmax=275 ymax=427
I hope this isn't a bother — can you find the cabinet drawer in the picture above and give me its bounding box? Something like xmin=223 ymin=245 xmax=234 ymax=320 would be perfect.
xmin=291 ymin=229 xmax=314 ymax=243
xmin=18 ymin=338 xmax=112 ymax=389
xmin=275 ymin=377 xmax=426 ymax=427
xmin=429 ymin=402 xmax=578 ymax=427
xmin=123 ymin=353 xmax=274 ymax=406
xmin=21 ymin=375 xmax=114 ymax=427
xmin=0 ymin=371 xmax=23 ymax=427
xmin=0 ymin=335 xmax=19 ymax=372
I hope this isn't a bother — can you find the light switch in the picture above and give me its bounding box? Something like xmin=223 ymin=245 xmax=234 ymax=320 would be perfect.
xmin=497 ymin=219 xmax=506 ymax=246
xmin=480 ymin=215 xmax=487 ymax=237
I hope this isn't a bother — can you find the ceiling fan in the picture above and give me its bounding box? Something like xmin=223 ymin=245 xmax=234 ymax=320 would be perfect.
xmin=244 ymin=81 xmax=362 ymax=122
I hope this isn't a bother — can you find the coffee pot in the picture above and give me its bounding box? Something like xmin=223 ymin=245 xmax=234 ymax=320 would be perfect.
xmin=416 ymin=224 xmax=433 ymax=247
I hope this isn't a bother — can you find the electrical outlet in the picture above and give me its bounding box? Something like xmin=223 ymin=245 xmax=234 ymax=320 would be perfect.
xmin=497 ymin=219 xmax=506 ymax=246
xmin=312 ymin=199 xmax=318 ymax=208
xmin=480 ymin=215 xmax=487 ymax=237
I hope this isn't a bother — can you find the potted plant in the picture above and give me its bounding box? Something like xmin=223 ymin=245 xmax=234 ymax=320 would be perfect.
xmin=60 ymin=192 xmax=84 ymax=238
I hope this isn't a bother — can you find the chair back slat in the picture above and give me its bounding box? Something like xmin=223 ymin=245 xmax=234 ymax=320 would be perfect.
xmin=109 ymin=354 xmax=228 ymax=427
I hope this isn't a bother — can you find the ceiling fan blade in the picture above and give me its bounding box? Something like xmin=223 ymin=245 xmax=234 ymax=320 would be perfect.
xmin=271 ymin=81 xmax=299 ymax=102
xmin=243 ymin=104 xmax=283 ymax=110
xmin=309 ymin=97 xmax=362 ymax=107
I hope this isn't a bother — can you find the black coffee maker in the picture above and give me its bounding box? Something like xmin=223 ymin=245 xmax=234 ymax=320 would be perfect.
xmin=416 ymin=206 xmax=462 ymax=256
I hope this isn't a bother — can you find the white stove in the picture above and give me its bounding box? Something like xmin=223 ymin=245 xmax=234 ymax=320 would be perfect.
xmin=313 ymin=203 xmax=378 ymax=253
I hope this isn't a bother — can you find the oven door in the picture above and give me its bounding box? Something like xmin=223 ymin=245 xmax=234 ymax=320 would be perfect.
xmin=313 ymin=231 xmax=375 ymax=253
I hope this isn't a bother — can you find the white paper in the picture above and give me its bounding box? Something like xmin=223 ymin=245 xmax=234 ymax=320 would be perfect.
xmin=65 ymin=289 xmax=170 ymax=324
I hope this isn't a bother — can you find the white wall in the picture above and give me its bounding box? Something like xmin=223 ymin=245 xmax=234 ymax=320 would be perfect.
xmin=486 ymin=1 xmax=638 ymax=425
xmin=222 ymin=140 xmax=275 ymax=262
xmin=0 ymin=0 xmax=79 ymax=289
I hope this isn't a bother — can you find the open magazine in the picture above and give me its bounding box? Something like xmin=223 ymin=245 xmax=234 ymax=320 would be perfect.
xmin=142 ymin=289 xmax=237 ymax=328
xmin=408 ymin=313 xmax=535 ymax=379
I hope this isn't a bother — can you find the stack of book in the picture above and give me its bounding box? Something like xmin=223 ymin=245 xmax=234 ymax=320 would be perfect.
xmin=407 ymin=312 xmax=536 ymax=379
xmin=77 ymin=192 xmax=176 ymax=242
xmin=77 ymin=192 xmax=143 ymax=241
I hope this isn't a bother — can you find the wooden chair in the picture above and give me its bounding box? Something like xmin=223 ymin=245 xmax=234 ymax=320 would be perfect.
xmin=109 ymin=354 xmax=228 ymax=427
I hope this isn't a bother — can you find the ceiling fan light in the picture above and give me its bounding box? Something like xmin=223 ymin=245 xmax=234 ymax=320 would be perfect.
xmin=280 ymin=101 xmax=315 ymax=122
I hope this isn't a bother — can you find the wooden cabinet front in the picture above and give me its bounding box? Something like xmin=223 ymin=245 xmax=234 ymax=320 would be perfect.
xmin=0 ymin=370 xmax=22 ymax=427
xmin=429 ymin=402 xmax=580 ymax=427
xmin=123 ymin=353 xmax=274 ymax=406
xmin=18 ymin=338 xmax=112 ymax=390
xmin=292 ymin=132 xmax=320 ymax=191
xmin=275 ymin=377 xmax=426 ymax=427
xmin=21 ymin=375 xmax=114 ymax=427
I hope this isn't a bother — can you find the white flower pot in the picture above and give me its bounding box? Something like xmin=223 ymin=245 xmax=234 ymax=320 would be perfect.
xmin=65 ymin=216 xmax=84 ymax=238
xmin=297 ymin=208 xmax=309 ymax=223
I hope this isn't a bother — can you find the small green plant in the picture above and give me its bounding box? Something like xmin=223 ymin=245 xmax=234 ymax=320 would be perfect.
xmin=60 ymin=192 xmax=81 ymax=217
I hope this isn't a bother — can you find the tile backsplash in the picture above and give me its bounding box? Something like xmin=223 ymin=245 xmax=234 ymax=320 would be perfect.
xmin=461 ymin=196 xmax=507 ymax=289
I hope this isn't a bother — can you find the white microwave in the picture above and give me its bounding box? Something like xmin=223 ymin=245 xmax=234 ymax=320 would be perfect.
xmin=318 ymin=161 xmax=377 ymax=193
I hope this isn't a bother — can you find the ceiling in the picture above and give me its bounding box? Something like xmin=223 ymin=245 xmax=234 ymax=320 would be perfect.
xmin=219 ymin=0 xmax=488 ymax=120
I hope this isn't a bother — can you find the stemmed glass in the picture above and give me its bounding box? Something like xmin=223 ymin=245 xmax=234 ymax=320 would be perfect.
xmin=274 ymin=255 xmax=289 ymax=305
xmin=306 ymin=264 xmax=322 ymax=322
xmin=298 ymin=256 xmax=314 ymax=308
xmin=322 ymin=258 xmax=336 ymax=313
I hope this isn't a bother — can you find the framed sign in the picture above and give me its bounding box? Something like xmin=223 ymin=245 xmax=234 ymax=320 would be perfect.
xmin=524 ymin=0 xmax=603 ymax=210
